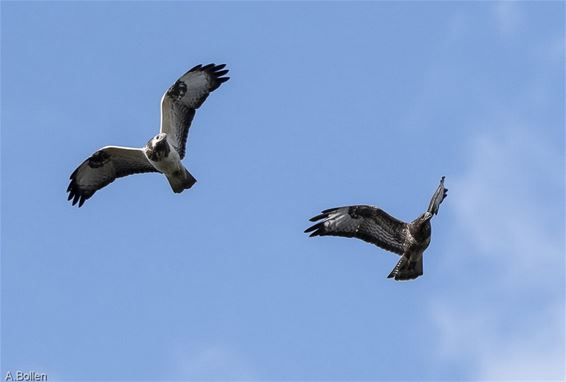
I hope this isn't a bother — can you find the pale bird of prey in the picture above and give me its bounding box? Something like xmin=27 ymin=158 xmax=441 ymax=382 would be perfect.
xmin=304 ymin=177 xmax=448 ymax=281
xmin=67 ymin=63 xmax=230 ymax=207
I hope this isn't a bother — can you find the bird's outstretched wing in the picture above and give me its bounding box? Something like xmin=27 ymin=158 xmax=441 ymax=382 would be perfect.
xmin=67 ymin=146 xmax=158 ymax=207
xmin=160 ymin=63 xmax=230 ymax=159
xmin=305 ymin=205 xmax=408 ymax=255
xmin=427 ymin=176 xmax=448 ymax=215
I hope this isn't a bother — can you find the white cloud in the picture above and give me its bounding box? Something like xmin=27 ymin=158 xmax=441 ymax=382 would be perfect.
xmin=449 ymin=126 xmax=563 ymax=278
xmin=431 ymin=301 xmax=564 ymax=381
xmin=430 ymin=125 xmax=565 ymax=381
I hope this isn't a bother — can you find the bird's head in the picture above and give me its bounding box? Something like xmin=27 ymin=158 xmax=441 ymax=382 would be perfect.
xmin=153 ymin=133 xmax=166 ymax=143
xmin=409 ymin=212 xmax=433 ymax=241
xmin=146 ymin=133 xmax=170 ymax=160
xmin=147 ymin=133 xmax=168 ymax=150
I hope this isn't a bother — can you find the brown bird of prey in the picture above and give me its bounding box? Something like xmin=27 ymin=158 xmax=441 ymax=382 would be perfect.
xmin=67 ymin=63 xmax=229 ymax=207
xmin=305 ymin=177 xmax=447 ymax=281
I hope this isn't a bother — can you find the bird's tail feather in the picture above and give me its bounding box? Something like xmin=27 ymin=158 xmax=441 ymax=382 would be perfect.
xmin=167 ymin=168 xmax=196 ymax=193
xmin=387 ymin=256 xmax=423 ymax=281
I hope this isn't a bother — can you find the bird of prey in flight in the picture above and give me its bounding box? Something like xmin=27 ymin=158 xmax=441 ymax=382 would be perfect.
xmin=67 ymin=63 xmax=230 ymax=207
xmin=305 ymin=177 xmax=448 ymax=281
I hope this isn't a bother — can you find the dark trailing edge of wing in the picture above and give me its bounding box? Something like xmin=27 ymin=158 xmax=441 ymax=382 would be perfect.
xmin=164 ymin=63 xmax=230 ymax=159
xmin=66 ymin=150 xmax=110 ymax=207
xmin=67 ymin=168 xmax=91 ymax=208
xmin=66 ymin=151 xmax=157 ymax=208
xmin=172 ymin=106 xmax=196 ymax=160
xmin=304 ymin=207 xmax=354 ymax=237
xmin=188 ymin=63 xmax=230 ymax=92
xmin=304 ymin=205 xmax=408 ymax=255
xmin=304 ymin=208 xmax=338 ymax=236
xmin=168 ymin=63 xmax=230 ymax=102
xmin=304 ymin=222 xmax=325 ymax=237
xmin=307 ymin=206 xmax=349 ymax=223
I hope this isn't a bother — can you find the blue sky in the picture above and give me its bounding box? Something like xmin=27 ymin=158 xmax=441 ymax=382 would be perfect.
xmin=1 ymin=1 xmax=564 ymax=381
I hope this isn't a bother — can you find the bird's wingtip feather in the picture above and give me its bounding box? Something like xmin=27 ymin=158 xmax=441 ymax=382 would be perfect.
xmin=308 ymin=213 xmax=328 ymax=222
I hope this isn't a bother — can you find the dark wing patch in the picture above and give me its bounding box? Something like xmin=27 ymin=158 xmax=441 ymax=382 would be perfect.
xmin=160 ymin=63 xmax=230 ymax=159
xmin=305 ymin=205 xmax=408 ymax=255
xmin=427 ymin=176 xmax=448 ymax=215
xmin=67 ymin=146 xmax=158 ymax=207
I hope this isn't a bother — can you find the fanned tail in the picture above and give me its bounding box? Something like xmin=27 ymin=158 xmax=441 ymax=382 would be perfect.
xmin=167 ymin=168 xmax=196 ymax=193
xmin=387 ymin=256 xmax=423 ymax=281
